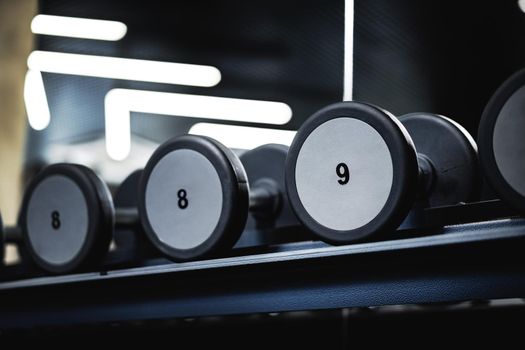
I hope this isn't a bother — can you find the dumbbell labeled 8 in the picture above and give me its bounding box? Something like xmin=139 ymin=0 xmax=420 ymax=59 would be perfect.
xmin=139 ymin=135 xmax=297 ymax=261
xmin=139 ymin=135 xmax=249 ymax=261
xmin=19 ymin=164 xmax=113 ymax=273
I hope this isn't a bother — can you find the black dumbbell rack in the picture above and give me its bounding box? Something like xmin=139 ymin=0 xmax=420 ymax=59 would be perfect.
xmin=1 ymin=215 xmax=524 ymax=330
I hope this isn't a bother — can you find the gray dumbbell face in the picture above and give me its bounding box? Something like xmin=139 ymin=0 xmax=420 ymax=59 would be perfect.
xmin=25 ymin=175 xmax=89 ymax=265
xmin=145 ymin=150 xmax=224 ymax=249
xmin=19 ymin=164 xmax=113 ymax=274
xmin=139 ymin=135 xmax=249 ymax=261
xmin=294 ymin=117 xmax=394 ymax=231
xmin=493 ymin=90 xmax=525 ymax=196
xmin=479 ymin=69 xmax=525 ymax=213
xmin=286 ymin=102 xmax=419 ymax=244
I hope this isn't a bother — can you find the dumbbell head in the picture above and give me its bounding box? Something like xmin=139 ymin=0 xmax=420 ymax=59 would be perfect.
xmin=286 ymin=101 xmax=418 ymax=244
xmin=479 ymin=69 xmax=525 ymax=213
xmin=399 ymin=113 xmax=478 ymax=206
xmin=19 ymin=164 xmax=114 ymax=273
xmin=286 ymin=101 xmax=478 ymax=245
xmin=138 ymin=135 xmax=249 ymax=261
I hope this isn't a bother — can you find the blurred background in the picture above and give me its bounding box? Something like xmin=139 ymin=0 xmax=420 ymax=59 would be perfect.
xmin=2 ymin=0 xmax=525 ymax=250
xmin=2 ymin=0 xmax=525 ymax=344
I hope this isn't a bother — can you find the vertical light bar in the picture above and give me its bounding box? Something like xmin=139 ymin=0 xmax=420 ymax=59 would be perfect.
xmin=104 ymin=89 xmax=132 ymax=161
xmin=344 ymin=0 xmax=355 ymax=101
xmin=24 ymin=70 xmax=51 ymax=130
xmin=31 ymin=14 xmax=127 ymax=41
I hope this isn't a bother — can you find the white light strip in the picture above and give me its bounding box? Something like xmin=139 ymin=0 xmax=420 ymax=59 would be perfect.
xmin=104 ymin=89 xmax=293 ymax=160
xmin=519 ymin=0 xmax=525 ymax=13
xmin=24 ymin=69 xmax=51 ymax=130
xmin=343 ymin=0 xmax=354 ymax=100
xmin=27 ymin=51 xmax=222 ymax=87
xmin=189 ymin=123 xmax=297 ymax=150
xmin=31 ymin=14 xmax=127 ymax=41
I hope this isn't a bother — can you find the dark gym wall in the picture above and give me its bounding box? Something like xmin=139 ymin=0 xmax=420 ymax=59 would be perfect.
xmin=29 ymin=0 xmax=525 ymax=158
xmin=353 ymin=0 xmax=525 ymax=134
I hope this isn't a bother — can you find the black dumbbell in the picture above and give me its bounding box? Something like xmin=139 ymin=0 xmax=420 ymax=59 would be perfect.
xmin=112 ymin=169 xmax=157 ymax=262
xmin=479 ymin=69 xmax=525 ymax=214
xmin=236 ymin=143 xmax=302 ymax=246
xmin=285 ymin=101 xmax=478 ymax=244
xmin=5 ymin=164 xmax=142 ymax=274
xmin=138 ymin=135 xmax=298 ymax=261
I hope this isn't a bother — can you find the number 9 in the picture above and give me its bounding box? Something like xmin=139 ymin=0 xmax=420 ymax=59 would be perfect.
xmin=336 ymin=163 xmax=349 ymax=185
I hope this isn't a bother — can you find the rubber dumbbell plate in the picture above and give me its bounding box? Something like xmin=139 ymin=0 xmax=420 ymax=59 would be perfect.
xmin=286 ymin=101 xmax=418 ymax=244
xmin=479 ymin=69 xmax=525 ymax=212
xmin=139 ymin=135 xmax=249 ymax=261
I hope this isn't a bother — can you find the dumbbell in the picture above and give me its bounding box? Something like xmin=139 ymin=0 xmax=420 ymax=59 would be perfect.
xmin=8 ymin=163 xmax=142 ymax=274
xmin=478 ymin=69 xmax=525 ymax=213
xmin=112 ymin=169 xmax=157 ymax=261
xmin=138 ymin=134 xmax=298 ymax=261
xmin=285 ymin=101 xmax=478 ymax=244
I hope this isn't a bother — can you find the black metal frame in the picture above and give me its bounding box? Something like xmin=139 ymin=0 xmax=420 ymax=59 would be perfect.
xmin=1 ymin=217 xmax=525 ymax=330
